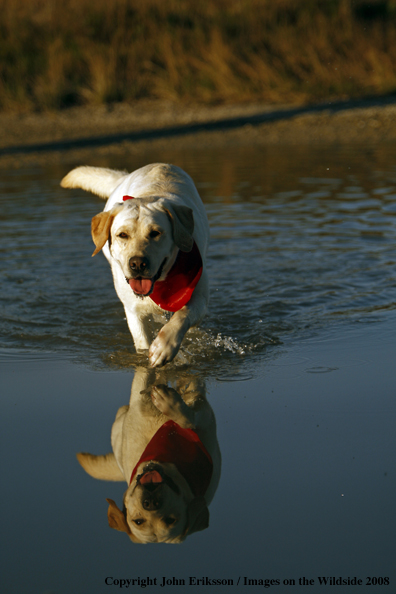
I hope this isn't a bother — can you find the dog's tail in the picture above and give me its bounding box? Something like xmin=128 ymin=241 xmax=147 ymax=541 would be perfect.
xmin=60 ymin=166 xmax=128 ymax=199
xmin=76 ymin=452 xmax=125 ymax=481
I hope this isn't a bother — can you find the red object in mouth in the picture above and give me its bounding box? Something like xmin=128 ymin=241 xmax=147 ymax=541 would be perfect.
xmin=139 ymin=470 xmax=163 ymax=485
xmin=123 ymin=195 xmax=135 ymax=201
xmin=150 ymin=241 xmax=203 ymax=312
xmin=129 ymin=278 xmax=153 ymax=295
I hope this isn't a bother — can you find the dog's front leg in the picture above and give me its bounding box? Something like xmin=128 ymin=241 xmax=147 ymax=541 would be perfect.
xmin=124 ymin=307 xmax=151 ymax=352
xmin=111 ymin=266 xmax=152 ymax=352
xmin=150 ymin=381 xmax=214 ymax=431
xmin=150 ymin=384 xmax=196 ymax=428
xmin=149 ymin=308 xmax=190 ymax=366
xmin=148 ymin=272 xmax=208 ymax=367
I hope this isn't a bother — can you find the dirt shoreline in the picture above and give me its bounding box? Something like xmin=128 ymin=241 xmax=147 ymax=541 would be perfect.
xmin=1 ymin=96 xmax=396 ymax=168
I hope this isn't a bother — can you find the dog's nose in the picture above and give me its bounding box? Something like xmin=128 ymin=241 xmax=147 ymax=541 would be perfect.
xmin=142 ymin=496 xmax=161 ymax=511
xmin=129 ymin=256 xmax=149 ymax=274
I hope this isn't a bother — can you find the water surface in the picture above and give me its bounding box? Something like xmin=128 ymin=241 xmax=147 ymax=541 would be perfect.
xmin=1 ymin=142 xmax=395 ymax=593
xmin=1 ymin=143 xmax=395 ymax=377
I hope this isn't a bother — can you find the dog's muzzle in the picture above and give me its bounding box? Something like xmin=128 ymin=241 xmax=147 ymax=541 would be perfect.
xmin=125 ymin=258 xmax=167 ymax=297
xmin=136 ymin=463 xmax=180 ymax=509
xmin=137 ymin=464 xmax=164 ymax=510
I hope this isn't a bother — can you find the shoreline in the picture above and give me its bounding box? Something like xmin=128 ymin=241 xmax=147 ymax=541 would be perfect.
xmin=1 ymin=96 xmax=396 ymax=168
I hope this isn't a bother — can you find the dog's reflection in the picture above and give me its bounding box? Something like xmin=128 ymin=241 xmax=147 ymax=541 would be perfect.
xmin=77 ymin=367 xmax=221 ymax=543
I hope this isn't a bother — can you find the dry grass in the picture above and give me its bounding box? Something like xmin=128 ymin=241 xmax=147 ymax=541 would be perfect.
xmin=1 ymin=0 xmax=396 ymax=111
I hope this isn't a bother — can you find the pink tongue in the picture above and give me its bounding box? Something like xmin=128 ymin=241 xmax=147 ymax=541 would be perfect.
xmin=140 ymin=471 xmax=163 ymax=485
xmin=129 ymin=278 xmax=153 ymax=295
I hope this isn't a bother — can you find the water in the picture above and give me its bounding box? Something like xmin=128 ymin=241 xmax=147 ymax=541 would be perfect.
xmin=1 ymin=144 xmax=396 ymax=377
xmin=1 ymin=142 xmax=396 ymax=592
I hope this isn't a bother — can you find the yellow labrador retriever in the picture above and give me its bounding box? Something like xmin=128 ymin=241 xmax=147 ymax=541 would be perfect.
xmin=61 ymin=163 xmax=209 ymax=367
xmin=77 ymin=368 xmax=221 ymax=543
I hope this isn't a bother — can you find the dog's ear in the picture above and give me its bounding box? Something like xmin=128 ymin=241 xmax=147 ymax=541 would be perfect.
xmin=91 ymin=206 xmax=122 ymax=256
xmin=162 ymin=203 xmax=194 ymax=252
xmin=183 ymin=497 xmax=209 ymax=537
xmin=106 ymin=498 xmax=132 ymax=535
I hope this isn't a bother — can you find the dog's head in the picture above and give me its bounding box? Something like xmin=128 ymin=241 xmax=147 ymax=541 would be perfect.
xmin=106 ymin=462 xmax=209 ymax=543
xmin=91 ymin=199 xmax=194 ymax=297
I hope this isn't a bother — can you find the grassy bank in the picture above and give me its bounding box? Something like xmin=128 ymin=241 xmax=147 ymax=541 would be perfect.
xmin=1 ymin=0 xmax=396 ymax=112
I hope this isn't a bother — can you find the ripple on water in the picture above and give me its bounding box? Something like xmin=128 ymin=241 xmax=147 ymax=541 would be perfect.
xmin=1 ymin=144 xmax=396 ymax=376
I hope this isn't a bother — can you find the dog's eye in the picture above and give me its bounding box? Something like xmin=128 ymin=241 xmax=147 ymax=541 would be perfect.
xmin=149 ymin=230 xmax=161 ymax=239
xmin=133 ymin=519 xmax=145 ymax=526
xmin=164 ymin=517 xmax=176 ymax=526
xmin=118 ymin=232 xmax=128 ymax=239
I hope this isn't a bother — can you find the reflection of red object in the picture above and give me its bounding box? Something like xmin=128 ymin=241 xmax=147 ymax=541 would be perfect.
xmin=150 ymin=241 xmax=203 ymax=312
xmin=122 ymin=195 xmax=202 ymax=312
xmin=130 ymin=420 xmax=213 ymax=497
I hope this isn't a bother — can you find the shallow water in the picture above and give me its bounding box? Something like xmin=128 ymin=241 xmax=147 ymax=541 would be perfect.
xmin=1 ymin=142 xmax=396 ymax=592
xmin=1 ymin=144 xmax=396 ymax=377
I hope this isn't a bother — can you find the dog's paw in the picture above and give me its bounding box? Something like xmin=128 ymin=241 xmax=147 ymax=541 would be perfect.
xmin=148 ymin=328 xmax=181 ymax=367
xmin=150 ymin=384 xmax=184 ymax=418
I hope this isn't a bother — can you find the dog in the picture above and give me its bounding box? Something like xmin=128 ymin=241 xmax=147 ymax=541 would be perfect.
xmin=77 ymin=368 xmax=221 ymax=543
xmin=61 ymin=163 xmax=209 ymax=367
